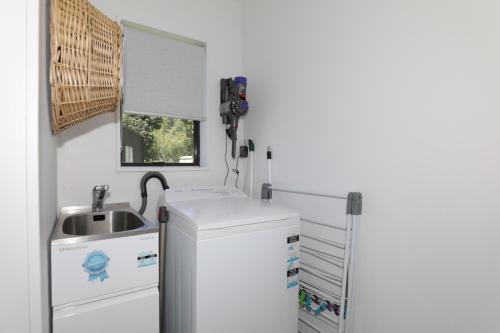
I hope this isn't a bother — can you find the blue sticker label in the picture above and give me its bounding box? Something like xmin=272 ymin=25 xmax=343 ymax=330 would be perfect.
xmin=82 ymin=250 xmax=110 ymax=282
xmin=287 ymin=234 xmax=300 ymax=289
xmin=287 ymin=267 xmax=299 ymax=289
xmin=288 ymin=257 xmax=300 ymax=270
xmin=137 ymin=251 xmax=157 ymax=268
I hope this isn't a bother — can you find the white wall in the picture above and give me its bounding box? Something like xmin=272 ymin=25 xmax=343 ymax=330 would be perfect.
xmin=0 ymin=1 xmax=53 ymax=333
xmin=0 ymin=0 xmax=31 ymax=331
xmin=57 ymin=0 xmax=246 ymax=220
xmin=243 ymin=1 xmax=500 ymax=332
xmin=39 ymin=1 xmax=58 ymax=332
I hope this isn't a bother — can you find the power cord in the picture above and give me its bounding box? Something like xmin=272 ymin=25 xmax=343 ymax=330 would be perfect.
xmin=233 ymin=156 xmax=240 ymax=188
xmin=224 ymin=125 xmax=230 ymax=186
xmin=224 ymin=126 xmax=243 ymax=188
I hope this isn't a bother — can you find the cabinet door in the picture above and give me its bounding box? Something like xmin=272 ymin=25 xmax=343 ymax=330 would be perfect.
xmin=54 ymin=288 xmax=158 ymax=333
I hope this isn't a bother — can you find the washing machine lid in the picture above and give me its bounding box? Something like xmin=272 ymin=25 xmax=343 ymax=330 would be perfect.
xmin=164 ymin=186 xmax=299 ymax=230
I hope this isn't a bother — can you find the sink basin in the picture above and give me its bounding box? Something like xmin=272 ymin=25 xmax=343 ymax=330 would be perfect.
xmin=51 ymin=203 xmax=157 ymax=245
xmin=62 ymin=210 xmax=145 ymax=236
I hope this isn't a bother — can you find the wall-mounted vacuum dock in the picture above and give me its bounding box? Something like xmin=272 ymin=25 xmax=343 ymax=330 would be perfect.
xmin=220 ymin=76 xmax=249 ymax=158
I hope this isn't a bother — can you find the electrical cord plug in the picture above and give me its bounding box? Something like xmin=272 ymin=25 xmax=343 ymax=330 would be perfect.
xmin=248 ymin=139 xmax=255 ymax=152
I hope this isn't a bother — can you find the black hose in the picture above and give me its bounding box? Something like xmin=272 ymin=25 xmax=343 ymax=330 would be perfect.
xmin=138 ymin=172 xmax=169 ymax=215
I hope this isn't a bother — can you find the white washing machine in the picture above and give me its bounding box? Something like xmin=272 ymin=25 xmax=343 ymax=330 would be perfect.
xmin=164 ymin=187 xmax=300 ymax=333
xmin=51 ymin=203 xmax=159 ymax=333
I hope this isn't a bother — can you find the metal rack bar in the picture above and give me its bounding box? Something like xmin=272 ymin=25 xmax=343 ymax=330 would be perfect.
xmin=301 ymin=245 xmax=345 ymax=262
xmin=300 ymin=308 xmax=339 ymax=328
xmin=302 ymin=262 xmax=343 ymax=283
xmin=301 ymin=247 xmax=344 ymax=269
xmin=301 ymin=267 xmax=342 ymax=287
xmin=270 ymin=186 xmax=348 ymax=200
xmin=344 ymin=215 xmax=360 ymax=333
xmin=299 ymin=286 xmax=337 ymax=307
xmin=338 ymin=215 xmax=353 ymax=333
xmin=302 ymin=234 xmax=346 ymax=250
xmin=301 ymin=216 xmax=346 ymax=231
xmin=299 ymin=317 xmax=324 ymax=333
xmin=300 ymin=281 xmax=340 ymax=301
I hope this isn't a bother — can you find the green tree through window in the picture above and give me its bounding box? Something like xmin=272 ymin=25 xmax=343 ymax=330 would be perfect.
xmin=122 ymin=113 xmax=198 ymax=165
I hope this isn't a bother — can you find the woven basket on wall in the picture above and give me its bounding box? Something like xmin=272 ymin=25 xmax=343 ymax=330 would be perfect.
xmin=50 ymin=0 xmax=122 ymax=133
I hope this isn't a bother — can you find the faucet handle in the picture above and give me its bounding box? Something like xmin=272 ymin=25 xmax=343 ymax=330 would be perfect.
xmin=93 ymin=185 xmax=110 ymax=192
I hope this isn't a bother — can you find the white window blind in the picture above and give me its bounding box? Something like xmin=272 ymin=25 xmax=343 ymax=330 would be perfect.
xmin=122 ymin=21 xmax=206 ymax=121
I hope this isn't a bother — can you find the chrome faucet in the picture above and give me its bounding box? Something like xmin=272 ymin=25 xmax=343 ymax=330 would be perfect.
xmin=92 ymin=185 xmax=109 ymax=212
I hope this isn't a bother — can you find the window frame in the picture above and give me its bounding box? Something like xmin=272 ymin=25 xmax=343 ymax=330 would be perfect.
xmin=118 ymin=20 xmax=206 ymax=170
xmin=119 ymin=111 xmax=201 ymax=168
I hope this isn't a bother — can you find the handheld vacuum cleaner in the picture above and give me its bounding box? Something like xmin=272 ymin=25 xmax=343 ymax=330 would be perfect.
xmin=220 ymin=76 xmax=249 ymax=158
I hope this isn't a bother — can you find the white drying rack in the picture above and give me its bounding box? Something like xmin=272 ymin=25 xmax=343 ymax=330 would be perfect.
xmin=261 ymin=184 xmax=362 ymax=333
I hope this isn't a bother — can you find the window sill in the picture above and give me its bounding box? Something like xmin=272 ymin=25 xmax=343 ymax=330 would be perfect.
xmin=117 ymin=166 xmax=209 ymax=173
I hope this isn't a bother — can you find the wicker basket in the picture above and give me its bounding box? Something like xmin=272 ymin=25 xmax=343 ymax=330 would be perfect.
xmin=50 ymin=0 xmax=122 ymax=133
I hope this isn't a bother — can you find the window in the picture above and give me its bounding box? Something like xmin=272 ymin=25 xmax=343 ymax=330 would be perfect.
xmin=120 ymin=21 xmax=205 ymax=167
xmin=121 ymin=113 xmax=200 ymax=166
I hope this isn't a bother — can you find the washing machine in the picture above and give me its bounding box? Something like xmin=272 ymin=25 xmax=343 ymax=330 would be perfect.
xmin=164 ymin=186 xmax=300 ymax=333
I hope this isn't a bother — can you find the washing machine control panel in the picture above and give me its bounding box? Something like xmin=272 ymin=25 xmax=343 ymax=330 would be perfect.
xmin=165 ymin=186 xmax=247 ymax=202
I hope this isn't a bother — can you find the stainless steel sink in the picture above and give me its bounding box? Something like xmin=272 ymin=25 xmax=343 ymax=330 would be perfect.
xmin=62 ymin=210 xmax=145 ymax=236
xmin=52 ymin=203 xmax=157 ymax=245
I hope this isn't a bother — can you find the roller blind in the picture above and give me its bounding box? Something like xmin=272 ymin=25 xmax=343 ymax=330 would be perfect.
xmin=122 ymin=21 xmax=206 ymax=121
